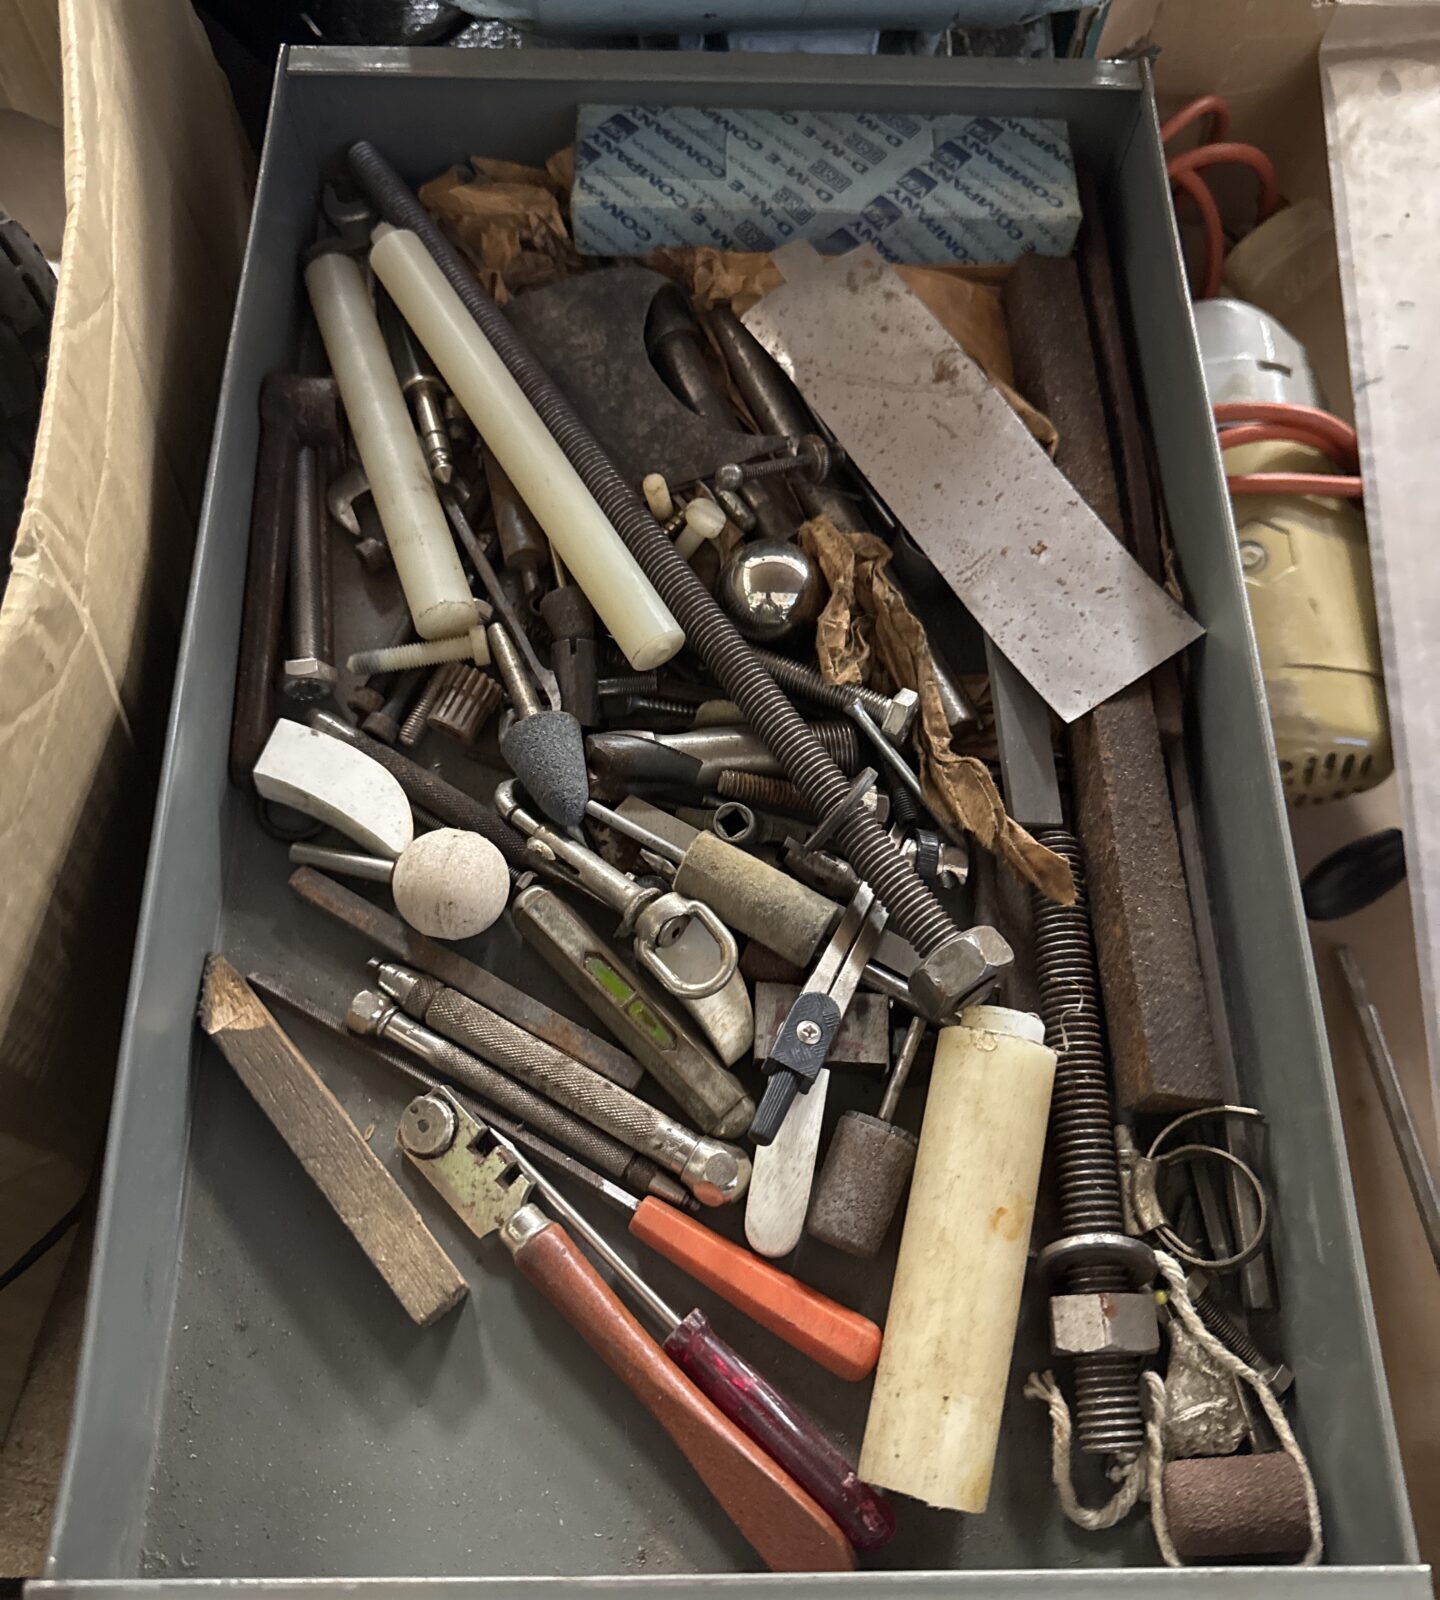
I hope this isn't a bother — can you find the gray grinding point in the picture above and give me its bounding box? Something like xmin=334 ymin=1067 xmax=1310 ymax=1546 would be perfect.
xmin=807 ymin=1111 xmax=918 ymax=1258
xmin=1162 ymin=1454 xmax=1310 ymax=1561
xmin=500 ymin=710 xmax=589 ymax=831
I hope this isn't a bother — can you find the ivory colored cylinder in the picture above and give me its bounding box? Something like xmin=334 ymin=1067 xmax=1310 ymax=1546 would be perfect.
xmin=858 ymin=1005 xmax=1055 ymax=1513
xmin=369 ymin=227 xmax=685 ymax=671
xmin=304 ymin=251 xmax=474 ymax=640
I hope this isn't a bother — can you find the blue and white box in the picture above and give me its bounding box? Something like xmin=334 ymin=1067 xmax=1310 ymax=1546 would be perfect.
xmin=573 ymin=104 xmax=1081 ymax=265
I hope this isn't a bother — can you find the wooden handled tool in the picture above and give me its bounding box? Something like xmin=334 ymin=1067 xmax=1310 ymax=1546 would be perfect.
xmin=397 ymin=1090 xmax=852 ymax=1573
xmin=509 ymin=1216 xmax=853 ymax=1573
xmin=626 ymin=1196 xmax=881 ymax=1381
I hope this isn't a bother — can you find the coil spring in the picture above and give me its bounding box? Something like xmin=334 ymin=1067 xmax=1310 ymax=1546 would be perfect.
xmin=1032 ymin=826 xmax=1143 ymax=1458
xmin=349 ymin=141 xmax=966 ymax=976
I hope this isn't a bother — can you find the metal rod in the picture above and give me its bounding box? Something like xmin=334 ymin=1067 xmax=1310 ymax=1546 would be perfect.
xmin=439 ymin=485 xmax=560 ymax=709
xmin=878 ymin=1014 xmax=928 ymax=1123
xmin=488 ymin=1122 xmax=681 ymax=1331
xmin=585 ymin=798 xmax=686 ymax=865
xmin=1336 ymin=946 xmax=1440 ymax=1267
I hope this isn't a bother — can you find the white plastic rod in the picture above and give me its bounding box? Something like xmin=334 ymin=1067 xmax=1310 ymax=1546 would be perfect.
xmin=369 ymin=226 xmax=685 ymax=671
xmin=304 ymin=250 xmax=475 ymax=641
xmin=859 ymin=1005 xmax=1056 ymax=1513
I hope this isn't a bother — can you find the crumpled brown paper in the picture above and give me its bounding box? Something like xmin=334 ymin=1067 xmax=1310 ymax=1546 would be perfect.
xmin=643 ymin=246 xmax=785 ymax=316
xmin=418 ymin=151 xmax=1057 ymax=452
xmin=798 ymin=516 xmax=1075 ymax=905
xmin=419 ymin=150 xmax=580 ymax=303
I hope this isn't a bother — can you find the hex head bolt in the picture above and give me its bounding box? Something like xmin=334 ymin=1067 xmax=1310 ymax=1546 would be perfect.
xmin=230 ymin=373 xmax=344 ymax=783
xmin=806 ymin=1014 xmax=926 ymax=1258
xmin=281 ymin=444 xmax=339 ymax=702
xmin=362 ymin=665 xmax=425 ymax=745
xmin=348 ymin=140 xmax=998 ymax=1023
xmin=749 ymin=649 xmax=919 ymax=744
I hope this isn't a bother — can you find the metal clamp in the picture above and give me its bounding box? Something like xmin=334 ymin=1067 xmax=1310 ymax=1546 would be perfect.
xmin=1120 ymin=1105 xmax=1271 ymax=1273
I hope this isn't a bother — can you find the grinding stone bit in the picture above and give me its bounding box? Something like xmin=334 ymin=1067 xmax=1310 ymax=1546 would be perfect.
xmin=491 ymin=620 xmax=590 ymax=830
xmin=1162 ymin=1453 xmax=1310 ymax=1561
xmin=500 ymin=711 xmax=589 ymax=831
xmin=807 ymin=1114 xmax=917 ymax=1260
xmin=806 ymin=1013 xmax=926 ymax=1259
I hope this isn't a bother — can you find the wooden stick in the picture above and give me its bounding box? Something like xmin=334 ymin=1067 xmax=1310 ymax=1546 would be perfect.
xmin=199 ymin=954 xmax=467 ymax=1326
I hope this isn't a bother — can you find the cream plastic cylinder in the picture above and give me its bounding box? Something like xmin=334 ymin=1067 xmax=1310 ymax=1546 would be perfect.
xmin=304 ymin=251 xmax=474 ymax=640
xmin=369 ymin=226 xmax=685 ymax=671
xmin=858 ymin=1004 xmax=1055 ymax=1513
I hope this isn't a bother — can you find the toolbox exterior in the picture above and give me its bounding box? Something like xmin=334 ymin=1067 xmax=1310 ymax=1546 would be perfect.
xmin=40 ymin=47 xmax=1425 ymax=1596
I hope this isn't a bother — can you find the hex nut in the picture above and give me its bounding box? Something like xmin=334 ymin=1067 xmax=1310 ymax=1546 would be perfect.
xmin=281 ymin=656 xmax=339 ymax=703
xmin=908 ymin=924 xmax=1013 ymax=1020
xmin=1050 ymin=1291 xmax=1160 ymax=1356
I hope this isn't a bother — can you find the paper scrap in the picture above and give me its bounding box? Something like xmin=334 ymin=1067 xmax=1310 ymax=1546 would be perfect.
xmin=799 ymin=516 xmax=1075 ymax=904
xmin=744 ymin=243 xmax=1202 ymax=722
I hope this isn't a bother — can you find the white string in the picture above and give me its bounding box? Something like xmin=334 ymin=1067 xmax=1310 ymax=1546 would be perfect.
xmin=1149 ymin=1247 xmax=1323 ymax=1567
xmin=1025 ymin=1247 xmax=1323 ymax=1567
xmin=1021 ymin=1370 xmax=1148 ymax=1530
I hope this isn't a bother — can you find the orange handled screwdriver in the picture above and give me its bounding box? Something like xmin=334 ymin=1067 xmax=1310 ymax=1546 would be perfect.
xmin=570 ymin=1160 xmax=881 ymax=1382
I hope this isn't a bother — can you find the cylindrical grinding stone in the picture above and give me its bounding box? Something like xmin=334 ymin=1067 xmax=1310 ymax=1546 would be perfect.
xmin=1163 ymin=1454 xmax=1310 ymax=1561
xmin=807 ymin=1111 xmax=917 ymax=1258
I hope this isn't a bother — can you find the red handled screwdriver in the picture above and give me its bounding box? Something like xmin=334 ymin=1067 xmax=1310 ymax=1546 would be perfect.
xmin=527 ymin=1138 xmax=881 ymax=1382
xmin=488 ymin=1120 xmax=897 ymax=1552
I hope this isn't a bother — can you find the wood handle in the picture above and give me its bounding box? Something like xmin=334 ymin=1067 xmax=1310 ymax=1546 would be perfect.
xmin=632 ymin=1199 xmax=881 ymax=1382
xmin=510 ymin=1220 xmax=853 ymax=1573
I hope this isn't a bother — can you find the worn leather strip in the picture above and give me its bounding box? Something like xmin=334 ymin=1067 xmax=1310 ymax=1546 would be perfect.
xmin=1003 ymin=253 xmax=1222 ymax=1112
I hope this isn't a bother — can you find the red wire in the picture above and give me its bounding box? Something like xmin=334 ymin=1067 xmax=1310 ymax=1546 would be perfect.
xmin=1226 ymin=473 xmax=1364 ymax=498
xmin=1160 ymin=95 xmax=1231 ymax=146
xmin=1214 ymin=401 xmax=1364 ymax=499
xmin=1213 ymin=402 xmax=1360 ymax=468
xmin=1162 ymin=96 xmax=1281 ymax=298
xmin=1170 ymin=168 xmax=1228 ymax=298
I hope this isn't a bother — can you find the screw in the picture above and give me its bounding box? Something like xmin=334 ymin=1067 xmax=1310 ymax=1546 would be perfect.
xmin=795 ymin=1019 xmax=823 ymax=1047
xmin=362 ymin=666 xmax=425 ymax=745
xmin=347 ymin=625 xmax=489 ymax=676
xmin=714 ymin=435 xmax=833 ymax=493
xmin=398 ymin=667 xmax=448 ymax=748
